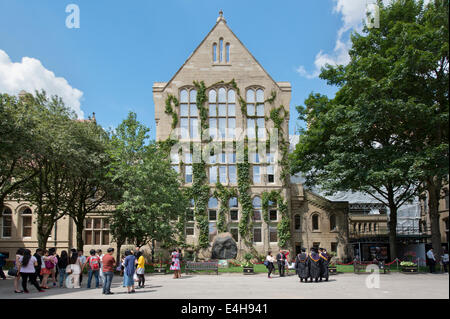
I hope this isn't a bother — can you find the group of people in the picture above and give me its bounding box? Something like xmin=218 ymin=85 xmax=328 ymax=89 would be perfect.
xmin=265 ymin=248 xmax=330 ymax=282
xmin=6 ymin=246 xmax=140 ymax=295
xmin=426 ymin=248 xmax=449 ymax=273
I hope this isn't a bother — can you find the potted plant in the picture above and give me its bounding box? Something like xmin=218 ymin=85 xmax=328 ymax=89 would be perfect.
xmin=242 ymin=253 xmax=254 ymax=274
xmin=400 ymin=261 xmax=418 ymax=273
xmin=328 ymin=252 xmax=337 ymax=274
xmin=154 ymin=252 xmax=167 ymax=274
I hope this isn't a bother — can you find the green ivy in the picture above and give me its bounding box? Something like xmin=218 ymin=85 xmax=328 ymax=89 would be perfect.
xmin=165 ymin=94 xmax=179 ymax=129
xmin=261 ymin=190 xmax=290 ymax=248
xmin=214 ymin=182 xmax=237 ymax=233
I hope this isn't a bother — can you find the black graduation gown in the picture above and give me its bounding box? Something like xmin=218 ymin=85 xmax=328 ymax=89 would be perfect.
xmin=295 ymin=253 xmax=309 ymax=279
xmin=319 ymin=253 xmax=329 ymax=280
xmin=308 ymin=252 xmax=322 ymax=280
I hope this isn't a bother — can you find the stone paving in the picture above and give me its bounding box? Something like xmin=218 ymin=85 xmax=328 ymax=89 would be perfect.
xmin=0 ymin=272 xmax=448 ymax=299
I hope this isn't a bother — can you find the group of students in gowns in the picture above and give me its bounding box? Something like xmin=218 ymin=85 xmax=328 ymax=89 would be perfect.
xmin=294 ymin=247 xmax=330 ymax=283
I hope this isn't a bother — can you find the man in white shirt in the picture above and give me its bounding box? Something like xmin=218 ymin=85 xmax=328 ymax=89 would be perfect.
xmin=426 ymin=248 xmax=436 ymax=273
xmin=441 ymin=250 xmax=449 ymax=273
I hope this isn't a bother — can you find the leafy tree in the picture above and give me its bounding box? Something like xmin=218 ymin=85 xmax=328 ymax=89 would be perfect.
xmin=108 ymin=112 xmax=189 ymax=262
xmin=291 ymin=0 xmax=448 ymax=258
xmin=0 ymin=93 xmax=39 ymax=210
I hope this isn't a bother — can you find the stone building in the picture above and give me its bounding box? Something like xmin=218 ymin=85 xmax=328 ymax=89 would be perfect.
xmin=1 ymin=12 xmax=353 ymax=261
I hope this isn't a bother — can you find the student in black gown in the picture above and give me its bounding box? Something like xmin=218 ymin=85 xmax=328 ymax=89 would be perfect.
xmin=295 ymin=248 xmax=309 ymax=283
xmin=319 ymin=248 xmax=329 ymax=282
xmin=308 ymin=248 xmax=322 ymax=282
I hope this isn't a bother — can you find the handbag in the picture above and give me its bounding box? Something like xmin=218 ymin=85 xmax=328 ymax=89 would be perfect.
xmin=263 ymin=260 xmax=269 ymax=267
xmin=8 ymin=267 xmax=18 ymax=277
xmin=65 ymin=265 xmax=73 ymax=274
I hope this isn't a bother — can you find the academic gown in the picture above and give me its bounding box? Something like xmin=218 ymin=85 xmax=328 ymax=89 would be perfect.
xmin=319 ymin=252 xmax=329 ymax=281
xmin=295 ymin=253 xmax=309 ymax=280
xmin=308 ymin=252 xmax=322 ymax=281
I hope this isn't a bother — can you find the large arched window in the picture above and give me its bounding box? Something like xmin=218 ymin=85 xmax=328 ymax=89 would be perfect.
xmin=252 ymin=196 xmax=262 ymax=221
xmin=312 ymin=214 xmax=319 ymax=231
xmin=179 ymin=88 xmax=199 ymax=140
xmin=1 ymin=206 xmax=12 ymax=238
xmin=330 ymin=214 xmax=337 ymax=231
xmin=20 ymin=207 xmax=32 ymax=238
xmin=209 ymin=87 xmax=236 ymax=140
xmin=246 ymin=88 xmax=265 ymax=139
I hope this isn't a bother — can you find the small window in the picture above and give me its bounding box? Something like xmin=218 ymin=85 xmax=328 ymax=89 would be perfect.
xmin=186 ymin=210 xmax=194 ymax=221
xmin=331 ymin=243 xmax=338 ymax=253
xmin=330 ymin=214 xmax=337 ymax=231
xmin=21 ymin=207 xmax=32 ymax=238
xmin=230 ymin=210 xmax=238 ymax=221
xmin=294 ymin=214 xmax=301 ymax=230
xmin=186 ymin=224 xmax=194 ymax=236
xmin=253 ymin=228 xmax=262 ymax=242
xmin=226 ymin=43 xmax=230 ymax=62
xmin=269 ymin=227 xmax=277 ymax=242
xmin=269 ymin=210 xmax=277 ymax=221
xmin=185 ymin=165 xmax=193 ymax=183
xmin=267 ymin=165 xmax=275 ymax=183
xmin=253 ymin=210 xmax=261 ymax=221
xmin=213 ymin=43 xmax=217 ymax=62
xmin=312 ymin=214 xmax=319 ymax=231
xmin=230 ymin=228 xmax=239 ymax=242
xmin=1 ymin=207 xmax=12 ymax=238
xmin=209 ymin=210 xmax=217 ymax=221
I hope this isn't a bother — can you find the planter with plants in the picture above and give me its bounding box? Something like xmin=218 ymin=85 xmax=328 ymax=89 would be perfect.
xmin=400 ymin=261 xmax=418 ymax=273
xmin=328 ymin=252 xmax=337 ymax=274
xmin=242 ymin=253 xmax=254 ymax=274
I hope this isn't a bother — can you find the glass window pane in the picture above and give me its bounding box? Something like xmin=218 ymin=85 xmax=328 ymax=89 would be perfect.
xmin=208 ymin=197 xmax=218 ymax=208
xmin=220 ymin=153 xmax=226 ymax=164
xmin=227 ymin=118 xmax=235 ymax=139
xmin=218 ymin=104 xmax=227 ymax=116
xmin=218 ymin=88 xmax=226 ymax=102
xmin=209 ymin=104 xmax=216 ymax=117
xmin=102 ymin=231 xmax=109 ymax=245
xmin=219 ymin=166 xmax=227 ymax=183
xmin=253 ymin=228 xmax=262 ymax=242
xmin=185 ymin=166 xmax=192 ymax=183
xmin=219 ymin=118 xmax=226 ymax=138
xmin=94 ymin=231 xmax=101 ymax=245
xmin=184 ymin=153 xmax=192 ymax=164
xmin=219 ymin=39 xmax=223 ymax=62
xmin=230 ymin=211 xmax=238 ymax=221
xmin=257 ymin=118 xmax=265 ymax=139
xmin=246 ymin=90 xmax=255 ymax=103
xmin=269 ymin=210 xmax=277 ymax=221
xmin=190 ymin=89 xmax=197 ymax=103
xmin=228 ymin=152 xmax=236 ymax=163
xmin=253 ymin=166 xmax=261 ymax=183
xmin=253 ymin=210 xmax=261 ymax=221
xmin=172 ymin=165 xmax=180 ymax=173
xmin=247 ymin=119 xmax=255 ymax=138
xmin=256 ymin=89 xmax=264 ymax=102
xmin=180 ymin=89 xmax=188 ymax=103
xmin=228 ymin=104 xmax=235 ymax=117
xmin=229 ymin=197 xmax=238 ymax=208
xmin=186 ymin=227 xmax=194 ymax=236
xmin=180 ymin=104 xmax=188 ymax=117
xmin=267 ymin=165 xmax=274 ymax=175
xmin=230 ymin=228 xmax=239 ymax=241
xmin=229 ymin=166 xmax=237 ymax=184
xmin=209 ymin=210 xmax=217 ymax=221
xmin=247 ymin=104 xmax=255 ymax=116
xmin=226 ymin=43 xmax=230 ymax=62
xmin=209 ymin=167 xmax=217 ymax=184
xmin=85 ymin=231 xmax=92 ymax=245
xmin=94 ymin=219 xmax=101 ymax=229
xmin=171 ymin=152 xmax=179 ymax=164
xmin=209 ymin=90 xmax=217 ymax=102
xmin=256 ymin=104 xmax=264 ymax=117
xmin=269 ymin=227 xmax=277 ymax=242
xmin=252 ymin=196 xmax=262 ymax=208
xmin=228 ymin=89 xmax=235 ymax=102
xmin=209 ymin=119 xmax=217 ymax=139
xmin=180 ymin=119 xmax=189 ymax=139
xmin=190 ymin=104 xmax=198 ymax=116
xmin=213 ymin=43 xmax=217 ymax=62
xmin=86 ymin=218 xmax=92 ymax=229
xmin=190 ymin=119 xmax=198 ymax=139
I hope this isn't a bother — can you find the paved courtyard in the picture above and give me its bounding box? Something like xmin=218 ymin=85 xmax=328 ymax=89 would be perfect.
xmin=0 ymin=272 xmax=448 ymax=299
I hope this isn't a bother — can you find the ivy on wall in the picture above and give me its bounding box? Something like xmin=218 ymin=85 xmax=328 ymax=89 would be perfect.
xmin=213 ymin=182 xmax=237 ymax=233
xmin=261 ymin=190 xmax=290 ymax=248
xmin=165 ymin=94 xmax=179 ymax=129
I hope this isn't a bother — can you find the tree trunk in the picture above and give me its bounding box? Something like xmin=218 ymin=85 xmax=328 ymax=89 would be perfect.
xmin=427 ymin=178 xmax=443 ymax=257
xmin=387 ymin=201 xmax=398 ymax=260
xmin=75 ymin=220 xmax=85 ymax=252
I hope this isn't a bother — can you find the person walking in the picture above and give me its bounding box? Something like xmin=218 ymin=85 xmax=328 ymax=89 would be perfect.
xmin=17 ymin=249 xmax=44 ymax=293
xmin=48 ymin=248 xmax=58 ymax=287
xmin=276 ymin=249 xmax=286 ymax=277
xmin=33 ymin=248 xmax=43 ymax=284
xmin=441 ymin=250 xmax=449 ymax=273
xmin=84 ymin=249 xmax=101 ymax=289
xmin=123 ymin=250 xmax=136 ymax=294
xmin=427 ymin=248 xmax=436 ymax=273
xmin=67 ymin=251 xmax=82 ymax=288
xmin=136 ymin=251 xmax=146 ymax=288
xmin=14 ymin=248 xmax=25 ymax=293
xmin=170 ymin=249 xmax=181 ymax=279
xmin=57 ymin=250 xmax=69 ymax=288
xmin=265 ymin=251 xmax=275 ymax=278
xmin=102 ymin=248 xmax=115 ymax=295
xmin=77 ymin=250 xmax=86 ymax=287
xmin=97 ymin=249 xmax=105 ymax=286
xmin=0 ymin=252 xmax=6 ymax=280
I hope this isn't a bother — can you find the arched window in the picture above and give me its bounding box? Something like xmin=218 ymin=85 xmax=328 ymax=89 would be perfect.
xmin=1 ymin=206 xmax=12 ymax=238
xmin=213 ymin=43 xmax=217 ymax=62
xmin=219 ymin=38 xmax=223 ymax=62
xmin=294 ymin=214 xmax=301 ymax=231
xmin=312 ymin=214 xmax=319 ymax=231
xmin=226 ymin=43 xmax=230 ymax=62
xmin=252 ymin=196 xmax=262 ymax=221
xmin=330 ymin=214 xmax=337 ymax=231
xmin=21 ymin=207 xmax=32 ymax=238
xmin=246 ymin=88 xmax=265 ymax=139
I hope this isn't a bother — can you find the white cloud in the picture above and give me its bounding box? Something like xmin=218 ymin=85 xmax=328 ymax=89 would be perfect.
xmin=0 ymin=49 xmax=84 ymax=118
xmin=296 ymin=0 xmax=432 ymax=79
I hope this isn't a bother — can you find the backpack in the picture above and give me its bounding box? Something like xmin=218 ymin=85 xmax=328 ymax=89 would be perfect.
xmin=89 ymin=256 xmax=100 ymax=270
xmin=45 ymin=257 xmax=55 ymax=269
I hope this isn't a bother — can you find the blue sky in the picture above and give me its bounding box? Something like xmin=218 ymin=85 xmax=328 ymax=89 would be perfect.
xmin=0 ymin=0 xmax=370 ymax=139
